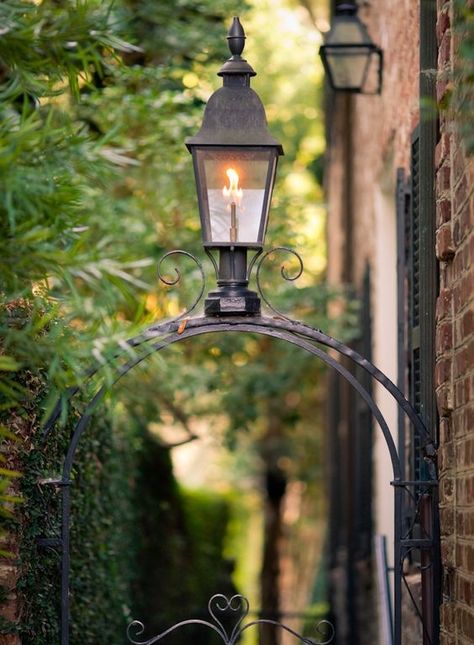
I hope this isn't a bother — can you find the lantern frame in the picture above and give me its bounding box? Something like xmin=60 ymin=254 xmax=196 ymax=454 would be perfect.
xmin=319 ymin=3 xmax=383 ymax=95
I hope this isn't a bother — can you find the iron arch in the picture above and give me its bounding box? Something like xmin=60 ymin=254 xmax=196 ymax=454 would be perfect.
xmin=38 ymin=314 xmax=439 ymax=645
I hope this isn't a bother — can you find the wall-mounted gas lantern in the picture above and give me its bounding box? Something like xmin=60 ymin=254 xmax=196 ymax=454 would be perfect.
xmin=186 ymin=17 xmax=283 ymax=316
xmin=319 ymin=1 xmax=383 ymax=94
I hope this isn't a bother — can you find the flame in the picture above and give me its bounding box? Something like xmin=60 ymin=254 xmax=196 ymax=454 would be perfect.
xmin=222 ymin=168 xmax=243 ymax=204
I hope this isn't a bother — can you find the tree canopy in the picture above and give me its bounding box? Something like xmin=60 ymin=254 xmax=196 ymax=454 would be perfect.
xmin=0 ymin=0 xmax=357 ymax=641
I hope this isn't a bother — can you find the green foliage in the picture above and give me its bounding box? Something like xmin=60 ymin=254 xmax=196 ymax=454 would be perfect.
xmin=1 ymin=0 xmax=251 ymax=639
xmin=0 ymin=0 xmax=153 ymax=428
xmin=17 ymin=401 xmax=236 ymax=644
xmin=454 ymin=1 xmax=474 ymax=154
xmin=441 ymin=1 xmax=474 ymax=154
xmin=133 ymin=434 xmax=236 ymax=644
xmin=18 ymin=399 xmax=139 ymax=644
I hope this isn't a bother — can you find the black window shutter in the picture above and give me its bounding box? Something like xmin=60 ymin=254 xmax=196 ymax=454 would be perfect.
xmin=410 ymin=129 xmax=424 ymax=482
xmin=399 ymin=124 xmax=438 ymax=484
xmin=396 ymin=167 xmax=410 ymax=482
xmin=419 ymin=0 xmax=440 ymax=447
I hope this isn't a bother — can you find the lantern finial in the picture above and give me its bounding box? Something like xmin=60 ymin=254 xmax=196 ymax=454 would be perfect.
xmin=227 ymin=17 xmax=246 ymax=57
xmin=218 ymin=17 xmax=256 ymax=78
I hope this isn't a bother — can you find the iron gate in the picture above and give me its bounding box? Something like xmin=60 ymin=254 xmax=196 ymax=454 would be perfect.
xmin=38 ymin=249 xmax=440 ymax=644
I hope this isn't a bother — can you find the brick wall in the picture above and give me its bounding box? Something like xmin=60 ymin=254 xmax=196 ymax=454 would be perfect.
xmin=325 ymin=0 xmax=474 ymax=642
xmin=435 ymin=1 xmax=474 ymax=643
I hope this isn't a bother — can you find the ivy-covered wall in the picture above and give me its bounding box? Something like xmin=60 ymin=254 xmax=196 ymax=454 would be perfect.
xmin=2 ymin=386 xmax=235 ymax=644
xmin=18 ymin=400 xmax=138 ymax=644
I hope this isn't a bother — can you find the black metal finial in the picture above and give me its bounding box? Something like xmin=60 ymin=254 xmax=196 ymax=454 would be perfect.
xmin=227 ymin=16 xmax=246 ymax=57
xmin=335 ymin=1 xmax=358 ymax=15
xmin=217 ymin=16 xmax=255 ymax=78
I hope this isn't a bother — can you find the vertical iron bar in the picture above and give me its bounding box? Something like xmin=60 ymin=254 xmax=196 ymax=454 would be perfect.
xmin=420 ymin=494 xmax=434 ymax=644
xmin=419 ymin=0 xmax=439 ymax=447
xmin=429 ymin=486 xmax=441 ymax=645
xmin=394 ymin=485 xmax=403 ymax=645
xmin=375 ymin=534 xmax=393 ymax=645
xmin=61 ymin=484 xmax=70 ymax=645
xmin=419 ymin=2 xmax=440 ymax=639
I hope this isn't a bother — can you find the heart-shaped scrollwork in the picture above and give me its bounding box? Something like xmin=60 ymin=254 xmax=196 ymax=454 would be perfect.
xmin=208 ymin=594 xmax=250 ymax=644
xmin=127 ymin=593 xmax=334 ymax=645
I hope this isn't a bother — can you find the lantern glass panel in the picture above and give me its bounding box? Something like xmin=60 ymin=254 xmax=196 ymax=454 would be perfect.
xmin=193 ymin=147 xmax=277 ymax=247
xmin=325 ymin=46 xmax=371 ymax=89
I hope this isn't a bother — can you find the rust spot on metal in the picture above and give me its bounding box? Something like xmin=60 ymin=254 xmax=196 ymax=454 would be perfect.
xmin=178 ymin=320 xmax=188 ymax=335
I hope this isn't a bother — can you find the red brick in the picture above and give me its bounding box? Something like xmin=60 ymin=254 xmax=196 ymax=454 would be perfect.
xmin=456 ymin=574 xmax=474 ymax=607
xmin=453 ymin=407 xmax=473 ymax=437
xmin=437 ymin=223 xmax=456 ymax=260
xmin=462 ymin=242 xmax=471 ymax=276
xmin=461 ymin=308 xmax=474 ymax=338
xmin=437 ymin=198 xmax=452 ymax=224
xmin=458 ymin=606 xmax=474 ymax=640
xmin=454 ymin=174 xmax=469 ymax=215
xmin=436 ymin=140 xmax=443 ymax=169
xmin=437 ymin=9 xmax=451 ymax=44
xmin=440 ymin=439 xmax=455 ymax=471
xmin=442 ymin=538 xmax=456 ymax=569
xmin=0 ymin=636 xmax=20 ymax=645
xmin=453 ymin=201 xmax=473 ymax=246
xmin=437 ymin=321 xmax=454 ymax=352
xmin=442 ymin=476 xmax=455 ymax=502
xmin=458 ymin=437 xmax=474 ymax=469
xmin=457 ymin=510 xmax=474 ymax=538
xmin=1 ymin=597 xmax=18 ymax=622
xmin=456 ymin=476 xmax=474 ymax=506
xmin=454 ymin=377 xmax=470 ymax=407
xmin=0 ymin=564 xmax=18 ymax=591
xmin=437 ymin=77 xmax=450 ymax=105
xmin=436 ymin=356 xmax=452 ymax=387
xmin=438 ymin=383 xmax=455 ymax=415
xmin=453 ymin=271 xmax=474 ymax=313
xmin=440 ymin=416 xmax=453 ymax=443
xmin=453 ymin=346 xmax=468 ymax=378
xmin=441 ymin=506 xmax=455 ymax=535
xmin=453 ymin=147 xmax=468 ymax=184
xmin=437 ymin=287 xmax=453 ymax=321
xmin=438 ymin=30 xmax=452 ymax=70
xmin=452 ymin=248 xmax=467 ymax=281
xmin=440 ymin=599 xmax=455 ymax=630
xmin=437 ymin=163 xmax=452 ymax=194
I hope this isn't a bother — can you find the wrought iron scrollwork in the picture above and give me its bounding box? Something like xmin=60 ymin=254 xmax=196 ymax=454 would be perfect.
xmin=127 ymin=594 xmax=335 ymax=645
xmin=394 ymin=481 xmax=438 ymax=645
xmin=40 ymin=310 xmax=438 ymax=645
xmin=157 ymin=250 xmax=206 ymax=320
xmin=255 ymin=247 xmax=304 ymax=320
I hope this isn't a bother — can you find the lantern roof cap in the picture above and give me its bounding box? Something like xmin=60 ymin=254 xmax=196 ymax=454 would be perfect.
xmin=335 ymin=2 xmax=358 ymax=16
xmin=185 ymin=17 xmax=283 ymax=153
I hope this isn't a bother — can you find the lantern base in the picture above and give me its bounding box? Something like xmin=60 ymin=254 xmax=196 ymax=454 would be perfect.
xmin=205 ymin=286 xmax=260 ymax=316
xmin=204 ymin=248 xmax=261 ymax=315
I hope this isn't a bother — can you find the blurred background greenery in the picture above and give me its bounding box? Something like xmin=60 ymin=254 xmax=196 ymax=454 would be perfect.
xmin=0 ymin=0 xmax=357 ymax=643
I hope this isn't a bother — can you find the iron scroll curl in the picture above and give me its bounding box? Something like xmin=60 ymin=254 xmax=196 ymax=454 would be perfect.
xmin=157 ymin=250 xmax=206 ymax=320
xmin=255 ymin=246 xmax=304 ymax=319
xmin=127 ymin=594 xmax=335 ymax=645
